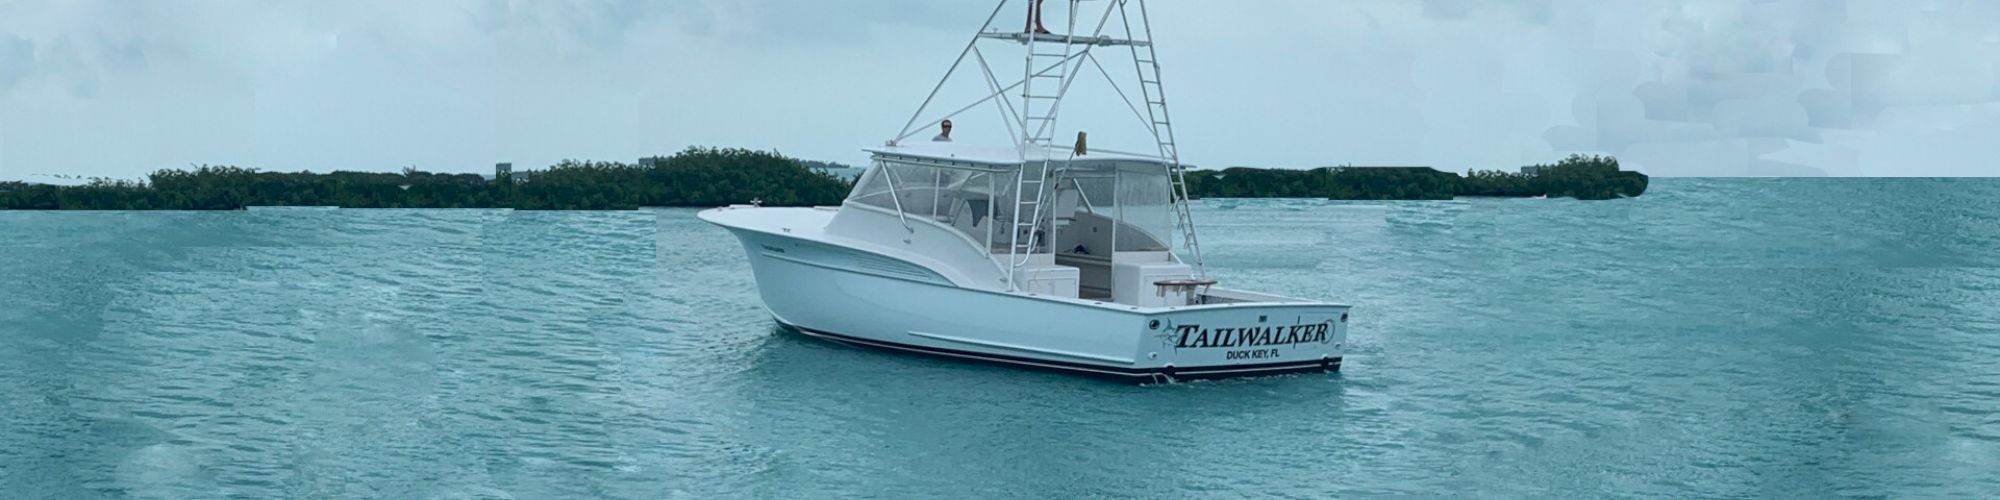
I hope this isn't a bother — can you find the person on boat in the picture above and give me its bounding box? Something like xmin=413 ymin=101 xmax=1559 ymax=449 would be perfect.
xmin=933 ymin=119 xmax=954 ymax=142
xmin=1026 ymin=0 xmax=1050 ymax=35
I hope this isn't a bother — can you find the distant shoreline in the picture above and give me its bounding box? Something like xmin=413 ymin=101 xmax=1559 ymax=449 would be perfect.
xmin=0 ymin=148 xmax=854 ymax=211
xmin=2 ymin=150 xmax=1644 ymax=210
xmin=1186 ymin=155 xmax=1648 ymax=201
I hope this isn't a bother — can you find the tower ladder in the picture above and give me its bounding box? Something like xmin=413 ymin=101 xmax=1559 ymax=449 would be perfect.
xmin=1007 ymin=1 xmax=1086 ymax=277
xmin=1123 ymin=0 xmax=1205 ymax=278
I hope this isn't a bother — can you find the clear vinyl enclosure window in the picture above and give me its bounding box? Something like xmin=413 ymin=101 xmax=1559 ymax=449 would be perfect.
xmin=1112 ymin=162 xmax=1173 ymax=252
xmin=849 ymin=158 xmax=1174 ymax=256
xmin=1061 ymin=161 xmax=1173 ymax=253
xmin=847 ymin=159 xmax=1001 ymax=248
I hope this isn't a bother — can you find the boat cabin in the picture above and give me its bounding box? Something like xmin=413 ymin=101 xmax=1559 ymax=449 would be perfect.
xmin=829 ymin=141 xmax=1203 ymax=307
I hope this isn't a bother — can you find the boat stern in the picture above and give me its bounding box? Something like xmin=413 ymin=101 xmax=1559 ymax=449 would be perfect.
xmin=1134 ymin=303 xmax=1350 ymax=380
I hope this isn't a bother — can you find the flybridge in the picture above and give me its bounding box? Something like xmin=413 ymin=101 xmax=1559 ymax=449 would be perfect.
xmin=888 ymin=0 xmax=1208 ymax=287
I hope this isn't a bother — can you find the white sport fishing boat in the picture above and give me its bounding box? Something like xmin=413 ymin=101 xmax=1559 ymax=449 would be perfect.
xmin=702 ymin=0 xmax=1351 ymax=382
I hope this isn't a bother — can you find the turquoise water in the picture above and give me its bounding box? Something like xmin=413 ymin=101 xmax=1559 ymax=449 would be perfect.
xmin=3 ymin=178 xmax=1998 ymax=498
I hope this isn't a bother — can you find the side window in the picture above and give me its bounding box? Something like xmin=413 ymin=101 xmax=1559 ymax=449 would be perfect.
xmin=846 ymin=164 xmax=897 ymax=209
xmin=846 ymin=159 xmax=997 ymax=247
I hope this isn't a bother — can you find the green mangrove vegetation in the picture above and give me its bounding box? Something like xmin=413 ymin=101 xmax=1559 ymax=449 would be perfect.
xmin=1185 ymin=154 xmax=1648 ymax=201
xmin=0 ymin=148 xmax=854 ymax=210
xmin=1 ymin=151 xmax=1646 ymax=210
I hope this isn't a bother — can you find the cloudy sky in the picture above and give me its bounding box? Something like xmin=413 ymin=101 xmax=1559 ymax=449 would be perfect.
xmin=1 ymin=0 xmax=1996 ymax=179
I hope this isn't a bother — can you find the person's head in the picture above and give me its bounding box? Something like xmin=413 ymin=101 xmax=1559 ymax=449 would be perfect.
xmin=940 ymin=119 xmax=953 ymax=137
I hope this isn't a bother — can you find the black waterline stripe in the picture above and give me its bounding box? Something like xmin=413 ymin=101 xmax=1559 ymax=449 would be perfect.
xmin=783 ymin=323 xmax=1338 ymax=379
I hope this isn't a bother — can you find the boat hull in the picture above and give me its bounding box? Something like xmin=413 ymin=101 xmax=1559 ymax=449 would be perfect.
xmin=707 ymin=216 xmax=1350 ymax=383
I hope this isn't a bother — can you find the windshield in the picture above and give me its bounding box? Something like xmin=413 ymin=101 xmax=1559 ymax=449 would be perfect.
xmin=849 ymin=159 xmax=1002 ymax=249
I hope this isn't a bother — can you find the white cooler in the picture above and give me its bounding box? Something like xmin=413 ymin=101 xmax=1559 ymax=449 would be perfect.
xmin=1113 ymin=260 xmax=1197 ymax=307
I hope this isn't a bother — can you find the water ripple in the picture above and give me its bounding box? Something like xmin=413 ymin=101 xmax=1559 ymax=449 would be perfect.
xmin=3 ymin=180 xmax=1999 ymax=497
